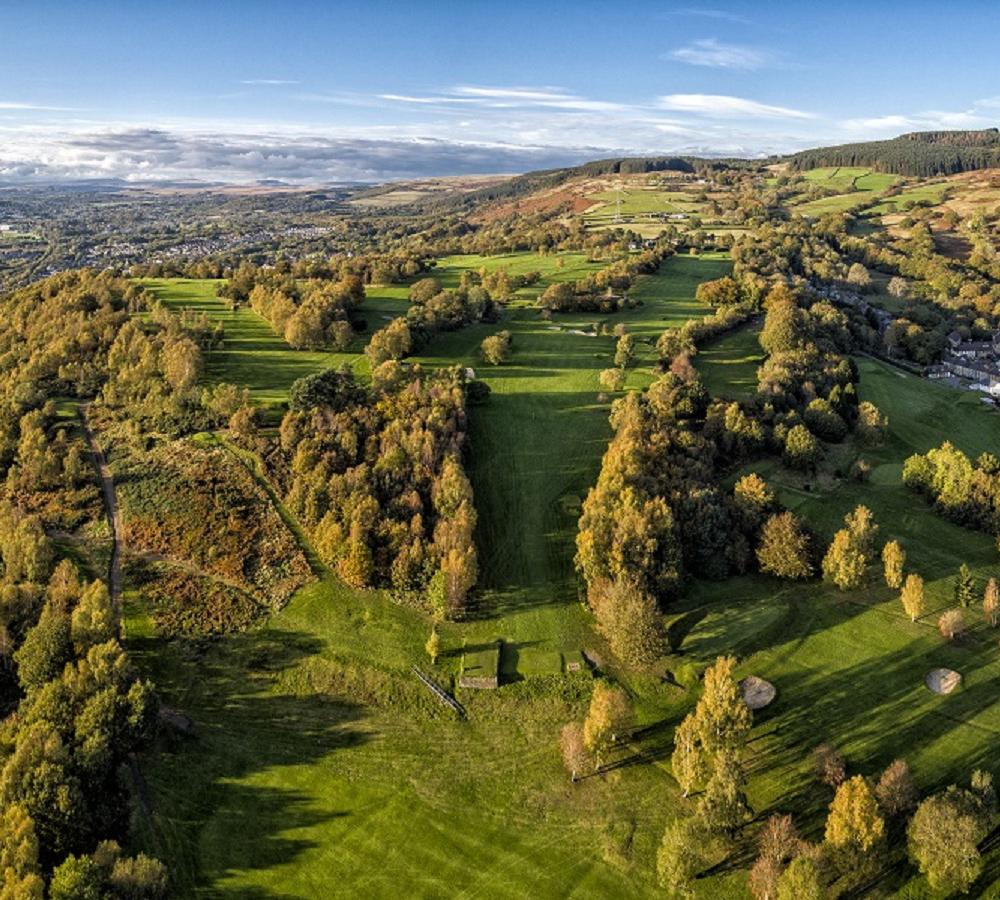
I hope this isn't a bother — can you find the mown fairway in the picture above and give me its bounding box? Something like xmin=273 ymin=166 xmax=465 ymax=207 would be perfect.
xmin=130 ymin=259 xmax=1000 ymax=897
xmin=129 ymin=253 xmax=739 ymax=898
xmin=694 ymin=321 xmax=764 ymax=401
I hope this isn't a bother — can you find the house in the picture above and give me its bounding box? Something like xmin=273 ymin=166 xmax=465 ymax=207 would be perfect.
xmin=946 ymin=330 xmax=1000 ymax=359
xmin=941 ymin=353 xmax=1000 ymax=391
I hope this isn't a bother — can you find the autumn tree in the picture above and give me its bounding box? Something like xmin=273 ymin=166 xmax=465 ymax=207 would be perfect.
xmin=614 ymin=333 xmax=636 ymax=368
xmin=784 ymin=425 xmax=822 ymax=471
xmin=480 ymin=330 xmax=512 ymax=365
xmin=844 ymin=506 xmax=878 ymax=558
xmin=757 ymin=512 xmax=813 ymax=580
xmin=425 ymin=626 xmax=440 ymax=665
xmin=814 ymin=744 xmax=846 ymax=789
xmin=732 ymin=473 xmax=776 ymax=536
xmin=984 ymin=577 xmax=999 ymax=627
xmin=882 ymin=540 xmax=905 ymax=590
xmin=939 ymin=608 xmax=966 ymax=641
xmin=760 ymin=298 xmax=804 ymax=356
xmin=749 ymin=813 xmax=802 ymax=900
xmin=825 ymin=776 xmax=885 ymax=860
xmin=365 ymin=317 xmax=411 ymax=367
xmin=161 ymin=335 xmax=202 ymax=393
xmin=560 ymin=722 xmax=590 ymax=782
xmin=657 ymin=818 xmax=704 ymax=898
xmin=698 ymin=750 xmax=751 ymax=835
xmin=598 ymin=368 xmax=626 ymax=392
xmin=583 ymin=682 xmax=631 ymax=766
xmin=874 ymin=759 xmax=918 ymax=818
xmin=588 ymin=578 xmax=661 ymax=667
xmin=822 ymin=530 xmax=866 ymax=591
xmin=776 ymin=855 xmax=825 ymax=900
xmin=900 ymin=573 xmax=925 ymax=622
xmin=70 ymin=579 xmax=116 ymax=652
xmin=847 ymin=262 xmax=871 ymax=291
xmin=0 ymin=803 xmax=44 ymax=900
xmin=671 ymin=713 xmax=708 ymax=799
xmin=856 ymin=401 xmax=888 ymax=447
xmin=908 ymin=789 xmax=985 ymax=895
xmin=696 ymin=656 xmax=751 ymax=755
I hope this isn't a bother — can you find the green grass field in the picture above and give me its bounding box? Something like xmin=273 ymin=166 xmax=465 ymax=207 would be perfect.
xmin=129 ymin=258 xmax=1000 ymax=897
xmin=867 ymin=182 xmax=951 ymax=215
xmin=694 ymin=321 xmax=764 ymax=400
xmin=584 ymin=188 xmax=702 ymax=219
xmin=791 ymin=167 xmax=900 ymax=216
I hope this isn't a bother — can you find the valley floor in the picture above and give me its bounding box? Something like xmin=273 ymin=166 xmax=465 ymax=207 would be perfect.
xmin=130 ymin=255 xmax=1000 ymax=897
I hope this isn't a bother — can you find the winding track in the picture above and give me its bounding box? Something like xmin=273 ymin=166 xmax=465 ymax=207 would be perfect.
xmin=79 ymin=404 xmax=122 ymax=607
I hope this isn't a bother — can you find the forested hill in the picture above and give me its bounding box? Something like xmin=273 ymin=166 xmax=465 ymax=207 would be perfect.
xmin=786 ymin=128 xmax=1000 ymax=176
xmin=433 ymin=155 xmax=727 ymax=212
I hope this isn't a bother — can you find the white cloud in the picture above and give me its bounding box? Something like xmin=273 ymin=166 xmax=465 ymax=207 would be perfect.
xmin=240 ymin=79 xmax=300 ymax=86
xmin=840 ymin=107 xmax=992 ymax=134
xmin=379 ymin=85 xmax=627 ymax=112
xmin=378 ymin=93 xmax=478 ymax=105
xmin=0 ymin=101 xmax=76 ymax=111
xmin=669 ymin=38 xmax=769 ymax=69
xmin=452 ymin=86 xmax=574 ymax=102
xmin=658 ymin=94 xmax=815 ymax=119
xmin=669 ymin=8 xmax=751 ymax=25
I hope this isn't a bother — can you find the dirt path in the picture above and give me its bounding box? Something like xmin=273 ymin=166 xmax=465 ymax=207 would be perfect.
xmin=79 ymin=404 xmax=122 ymax=607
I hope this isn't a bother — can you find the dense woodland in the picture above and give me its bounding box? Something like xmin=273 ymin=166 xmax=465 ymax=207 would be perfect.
xmin=270 ymin=366 xmax=478 ymax=617
xmin=4 ymin=129 xmax=1000 ymax=895
xmin=788 ymin=130 xmax=1000 ymax=176
xmin=0 ymin=272 xmax=167 ymax=897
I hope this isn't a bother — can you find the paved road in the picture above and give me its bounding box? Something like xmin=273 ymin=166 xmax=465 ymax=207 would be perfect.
xmin=80 ymin=404 xmax=122 ymax=607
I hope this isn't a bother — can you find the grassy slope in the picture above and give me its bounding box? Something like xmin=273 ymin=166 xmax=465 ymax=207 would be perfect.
xmin=669 ymin=356 xmax=1000 ymax=894
xmin=130 ymin=253 xmax=735 ymax=898
xmin=132 ymin=260 xmax=1000 ymax=897
xmin=791 ymin=167 xmax=900 ymax=216
xmin=694 ymin=321 xmax=764 ymax=401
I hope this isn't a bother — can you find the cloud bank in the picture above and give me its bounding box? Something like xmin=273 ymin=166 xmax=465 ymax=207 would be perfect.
xmin=0 ymin=127 xmax=614 ymax=184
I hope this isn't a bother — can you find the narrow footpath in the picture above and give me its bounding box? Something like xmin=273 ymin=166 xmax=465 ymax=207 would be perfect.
xmin=79 ymin=404 xmax=122 ymax=606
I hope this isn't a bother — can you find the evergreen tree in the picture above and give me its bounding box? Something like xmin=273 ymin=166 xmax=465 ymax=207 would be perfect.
xmin=955 ymin=563 xmax=976 ymax=608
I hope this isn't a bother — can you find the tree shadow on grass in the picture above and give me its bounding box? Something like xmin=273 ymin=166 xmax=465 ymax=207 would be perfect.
xmin=129 ymin=626 xmax=372 ymax=899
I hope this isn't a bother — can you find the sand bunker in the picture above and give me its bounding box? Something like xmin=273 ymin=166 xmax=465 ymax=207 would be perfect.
xmin=740 ymin=676 xmax=777 ymax=710
xmin=926 ymin=668 xmax=962 ymax=695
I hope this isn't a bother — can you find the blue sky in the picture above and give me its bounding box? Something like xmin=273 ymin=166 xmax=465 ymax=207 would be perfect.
xmin=3 ymin=0 xmax=1000 ymax=182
